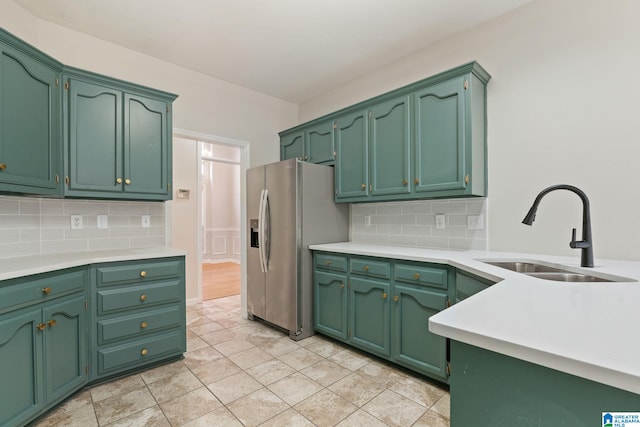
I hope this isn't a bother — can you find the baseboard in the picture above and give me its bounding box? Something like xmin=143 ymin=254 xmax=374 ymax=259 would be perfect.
xmin=202 ymin=259 xmax=240 ymax=265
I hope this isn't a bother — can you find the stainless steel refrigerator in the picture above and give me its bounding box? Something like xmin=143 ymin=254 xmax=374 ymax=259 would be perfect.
xmin=247 ymin=159 xmax=348 ymax=340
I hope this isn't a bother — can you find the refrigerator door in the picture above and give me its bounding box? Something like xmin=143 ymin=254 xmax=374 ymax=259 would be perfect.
xmin=264 ymin=160 xmax=298 ymax=332
xmin=246 ymin=165 xmax=266 ymax=320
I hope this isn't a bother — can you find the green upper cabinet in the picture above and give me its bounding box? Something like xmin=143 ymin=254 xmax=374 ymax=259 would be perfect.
xmin=280 ymin=130 xmax=305 ymax=161
xmin=305 ymin=120 xmax=335 ymax=165
xmin=0 ymin=29 xmax=62 ymax=196
xmin=370 ymin=95 xmax=411 ymax=197
xmin=63 ymin=68 xmax=176 ymax=200
xmin=335 ymin=110 xmax=368 ymax=200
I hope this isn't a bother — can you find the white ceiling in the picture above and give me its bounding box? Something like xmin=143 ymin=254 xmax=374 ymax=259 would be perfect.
xmin=15 ymin=0 xmax=532 ymax=103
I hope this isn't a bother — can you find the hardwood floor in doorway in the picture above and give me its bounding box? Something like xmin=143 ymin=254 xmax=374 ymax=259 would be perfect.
xmin=202 ymin=262 xmax=241 ymax=300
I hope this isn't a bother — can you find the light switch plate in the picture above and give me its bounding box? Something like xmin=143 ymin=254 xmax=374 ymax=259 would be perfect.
xmin=435 ymin=214 xmax=446 ymax=229
xmin=70 ymin=214 xmax=83 ymax=230
xmin=97 ymin=215 xmax=108 ymax=229
xmin=141 ymin=215 xmax=151 ymax=228
xmin=467 ymin=214 xmax=484 ymax=230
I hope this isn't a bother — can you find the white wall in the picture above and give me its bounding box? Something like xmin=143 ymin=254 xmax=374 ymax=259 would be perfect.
xmin=300 ymin=0 xmax=640 ymax=262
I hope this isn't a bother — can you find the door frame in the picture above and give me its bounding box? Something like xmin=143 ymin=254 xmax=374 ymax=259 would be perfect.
xmin=171 ymin=128 xmax=250 ymax=317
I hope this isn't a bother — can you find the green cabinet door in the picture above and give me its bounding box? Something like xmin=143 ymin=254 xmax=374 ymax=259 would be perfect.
xmin=314 ymin=270 xmax=348 ymax=340
xmin=349 ymin=277 xmax=390 ymax=358
xmin=280 ymin=131 xmax=305 ymax=161
xmin=335 ymin=110 xmax=368 ymax=200
xmin=0 ymin=39 xmax=61 ymax=195
xmin=43 ymin=294 xmax=87 ymax=404
xmin=414 ymin=78 xmax=466 ymax=193
xmin=66 ymin=78 xmax=123 ymax=194
xmin=0 ymin=307 xmax=43 ymax=427
xmin=124 ymin=94 xmax=169 ymax=196
xmin=392 ymin=284 xmax=448 ymax=380
xmin=305 ymin=120 xmax=335 ymax=165
xmin=369 ymin=95 xmax=411 ymax=197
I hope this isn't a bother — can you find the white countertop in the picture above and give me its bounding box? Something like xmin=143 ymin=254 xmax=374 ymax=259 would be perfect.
xmin=309 ymin=242 xmax=640 ymax=394
xmin=0 ymin=247 xmax=187 ymax=282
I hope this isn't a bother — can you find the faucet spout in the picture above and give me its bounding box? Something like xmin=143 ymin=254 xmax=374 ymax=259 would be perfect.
xmin=522 ymin=184 xmax=594 ymax=268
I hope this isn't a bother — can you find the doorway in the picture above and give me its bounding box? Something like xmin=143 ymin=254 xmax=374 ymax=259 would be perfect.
xmin=201 ymin=142 xmax=241 ymax=300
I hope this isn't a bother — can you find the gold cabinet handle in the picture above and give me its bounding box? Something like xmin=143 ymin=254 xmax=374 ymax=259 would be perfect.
xmin=364 ymin=266 xmax=369 ymax=271
xmin=140 ymin=321 xmax=148 ymax=329
xmin=116 ymin=178 xmax=123 ymax=184
xmin=340 ymin=282 xmax=344 ymax=289
xmin=414 ymin=178 xmax=420 ymax=185
xmin=361 ymin=184 xmax=366 ymax=190
xmin=47 ymin=319 xmax=57 ymax=327
xmin=403 ymin=179 xmax=408 ymax=186
xmin=37 ymin=323 xmax=46 ymax=331
xmin=140 ymin=271 xmax=147 ymax=277
xmin=393 ymin=295 xmax=399 ymax=302
xmin=414 ymin=273 xmax=420 ymax=280
xmin=325 ymin=260 xmax=331 ymax=266
xmin=141 ymin=348 xmax=148 ymax=356
xmin=125 ymin=178 xmax=131 ymax=185
xmin=42 ymin=287 xmax=52 ymax=295
xmin=382 ymin=292 xmax=388 ymax=299
xmin=140 ymin=294 xmax=147 ymax=301
xmin=0 ymin=163 xmax=6 ymax=171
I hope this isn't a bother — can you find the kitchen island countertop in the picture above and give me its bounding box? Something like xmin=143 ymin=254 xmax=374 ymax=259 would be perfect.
xmin=309 ymin=242 xmax=640 ymax=394
xmin=0 ymin=247 xmax=188 ymax=282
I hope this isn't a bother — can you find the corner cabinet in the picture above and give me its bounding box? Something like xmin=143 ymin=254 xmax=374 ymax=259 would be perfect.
xmin=0 ymin=28 xmax=63 ymax=196
xmin=313 ymin=251 xmax=452 ymax=383
xmin=63 ymin=68 xmax=176 ymax=200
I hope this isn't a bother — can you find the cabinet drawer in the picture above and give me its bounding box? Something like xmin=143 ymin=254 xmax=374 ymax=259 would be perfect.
xmin=97 ymin=330 xmax=184 ymax=375
xmin=97 ymin=280 xmax=182 ymax=315
xmin=98 ymin=305 xmax=182 ymax=345
xmin=0 ymin=268 xmax=86 ymax=313
xmin=350 ymin=258 xmax=391 ymax=279
xmin=96 ymin=259 xmax=183 ymax=287
xmin=394 ymin=264 xmax=447 ymax=289
xmin=314 ymin=253 xmax=348 ymax=273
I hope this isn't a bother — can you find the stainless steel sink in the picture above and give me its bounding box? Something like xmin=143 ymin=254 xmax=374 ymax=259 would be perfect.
xmin=481 ymin=260 xmax=633 ymax=283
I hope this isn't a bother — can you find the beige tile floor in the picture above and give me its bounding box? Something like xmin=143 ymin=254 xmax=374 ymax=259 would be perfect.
xmin=34 ymin=295 xmax=450 ymax=426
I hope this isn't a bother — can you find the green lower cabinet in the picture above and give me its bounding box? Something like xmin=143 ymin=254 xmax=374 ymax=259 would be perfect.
xmin=392 ymin=284 xmax=448 ymax=380
xmin=450 ymin=340 xmax=640 ymax=427
xmin=313 ymin=270 xmax=348 ymax=340
xmin=349 ymin=277 xmax=391 ymax=358
xmin=0 ymin=293 xmax=86 ymax=427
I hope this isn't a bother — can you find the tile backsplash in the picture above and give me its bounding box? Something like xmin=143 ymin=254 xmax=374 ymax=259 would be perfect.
xmin=351 ymin=198 xmax=488 ymax=250
xmin=0 ymin=195 xmax=166 ymax=259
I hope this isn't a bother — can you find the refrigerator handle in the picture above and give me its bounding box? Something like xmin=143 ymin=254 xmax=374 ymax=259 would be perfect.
xmin=263 ymin=189 xmax=271 ymax=271
xmin=258 ymin=190 xmax=266 ymax=273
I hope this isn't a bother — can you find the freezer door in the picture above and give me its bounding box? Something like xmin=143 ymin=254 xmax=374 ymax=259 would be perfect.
xmin=264 ymin=160 xmax=298 ymax=332
xmin=246 ymin=165 xmax=266 ymax=319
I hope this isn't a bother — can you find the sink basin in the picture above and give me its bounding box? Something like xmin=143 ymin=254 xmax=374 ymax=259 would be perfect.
xmin=481 ymin=260 xmax=634 ymax=283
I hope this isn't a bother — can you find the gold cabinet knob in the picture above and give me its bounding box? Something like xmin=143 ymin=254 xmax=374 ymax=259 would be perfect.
xmin=325 ymin=260 xmax=331 ymax=266
xmin=140 ymin=321 xmax=148 ymax=329
xmin=116 ymin=178 xmax=123 ymax=184
xmin=0 ymin=163 xmax=6 ymax=171
xmin=361 ymin=184 xmax=366 ymax=190
xmin=414 ymin=178 xmax=420 ymax=185
xmin=364 ymin=266 xmax=369 ymax=271
xmin=141 ymin=348 xmax=148 ymax=356
xmin=125 ymin=178 xmax=131 ymax=185
xmin=414 ymin=273 xmax=420 ymax=280
xmin=393 ymin=295 xmax=399 ymax=302
xmin=403 ymin=179 xmax=408 ymax=186
xmin=340 ymin=282 xmax=344 ymax=289
xmin=140 ymin=271 xmax=147 ymax=277
xmin=47 ymin=319 xmax=57 ymax=327
xmin=382 ymin=292 xmax=388 ymax=299
xmin=140 ymin=294 xmax=147 ymax=301
xmin=37 ymin=323 xmax=46 ymax=331
xmin=42 ymin=287 xmax=52 ymax=295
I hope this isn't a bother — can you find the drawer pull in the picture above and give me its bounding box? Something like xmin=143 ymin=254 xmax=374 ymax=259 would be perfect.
xmin=382 ymin=292 xmax=388 ymax=299
xmin=42 ymin=287 xmax=52 ymax=295
xmin=414 ymin=273 xmax=420 ymax=280
xmin=140 ymin=321 xmax=148 ymax=329
xmin=141 ymin=348 xmax=148 ymax=356
xmin=140 ymin=294 xmax=147 ymax=302
xmin=125 ymin=178 xmax=131 ymax=185
xmin=393 ymin=295 xmax=399 ymax=302
xmin=403 ymin=179 xmax=408 ymax=186
xmin=116 ymin=178 xmax=123 ymax=184
xmin=326 ymin=260 xmax=331 ymax=266
xmin=0 ymin=163 xmax=6 ymax=171
xmin=47 ymin=319 xmax=57 ymax=327
xmin=361 ymin=184 xmax=366 ymax=190
xmin=37 ymin=323 xmax=46 ymax=331
xmin=364 ymin=266 xmax=369 ymax=271
xmin=140 ymin=271 xmax=147 ymax=278
xmin=415 ymin=178 xmax=420 ymax=185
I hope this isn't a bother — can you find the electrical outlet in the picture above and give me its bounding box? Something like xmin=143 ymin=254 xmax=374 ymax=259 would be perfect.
xmin=141 ymin=215 xmax=151 ymax=228
xmin=70 ymin=214 xmax=83 ymax=230
xmin=97 ymin=215 xmax=108 ymax=229
xmin=364 ymin=215 xmax=371 ymax=226
xmin=435 ymin=214 xmax=446 ymax=229
xmin=467 ymin=214 xmax=484 ymax=230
